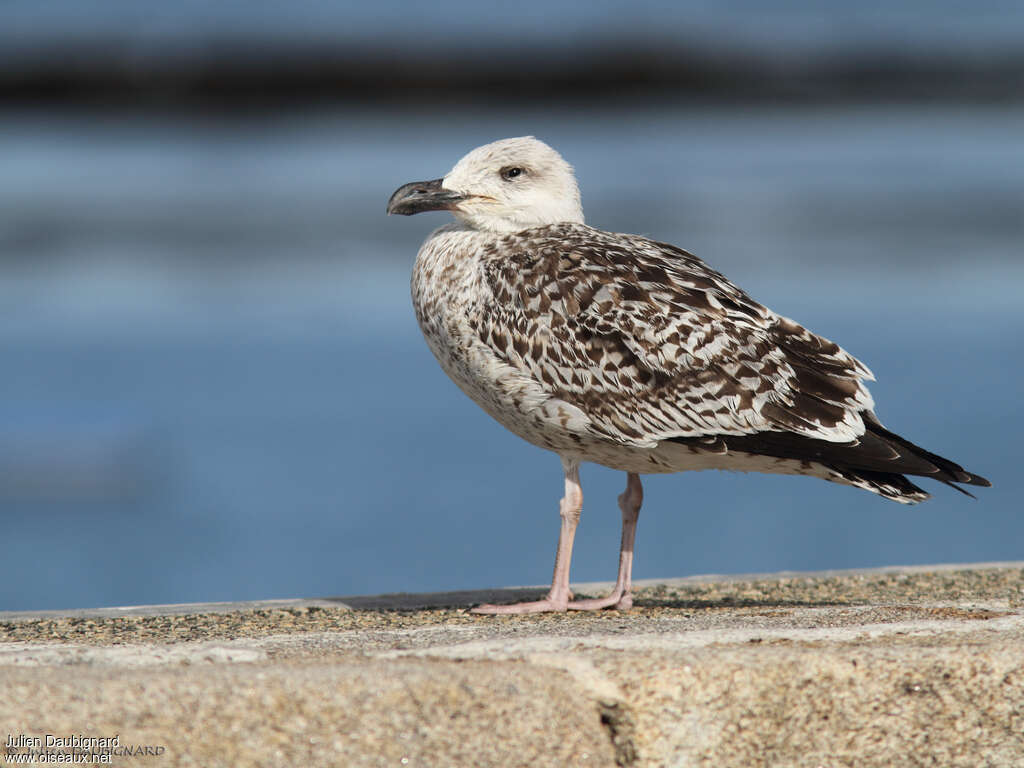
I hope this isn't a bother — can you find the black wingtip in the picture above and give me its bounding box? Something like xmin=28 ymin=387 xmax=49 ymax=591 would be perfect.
xmin=942 ymin=480 xmax=978 ymax=500
xmin=863 ymin=417 xmax=992 ymax=492
xmin=965 ymin=473 xmax=992 ymax=488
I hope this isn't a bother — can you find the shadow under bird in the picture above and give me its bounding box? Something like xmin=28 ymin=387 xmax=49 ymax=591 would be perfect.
xmin=386 ymin=136 xmax=991 ymax=615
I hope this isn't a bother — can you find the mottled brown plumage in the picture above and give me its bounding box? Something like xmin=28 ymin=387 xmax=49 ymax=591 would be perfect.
xmin=387 ymin=136 xmax=990 ymax=614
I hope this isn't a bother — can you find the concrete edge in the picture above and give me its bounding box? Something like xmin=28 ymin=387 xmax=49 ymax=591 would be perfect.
xmin=2 ymin=560 xmax=1021 ymax=622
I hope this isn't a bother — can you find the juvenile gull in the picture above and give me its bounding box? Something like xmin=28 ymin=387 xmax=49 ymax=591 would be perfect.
xmin=386 ymin=136 xmax=991 ymax=615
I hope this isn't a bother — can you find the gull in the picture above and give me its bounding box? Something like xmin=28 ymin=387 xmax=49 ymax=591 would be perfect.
xmin=386 ymin=136 xmax=990 ymax=615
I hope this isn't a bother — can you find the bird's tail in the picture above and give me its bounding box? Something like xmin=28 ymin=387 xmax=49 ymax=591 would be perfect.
xmin=826 ymin=466 xmax=931 ymax=504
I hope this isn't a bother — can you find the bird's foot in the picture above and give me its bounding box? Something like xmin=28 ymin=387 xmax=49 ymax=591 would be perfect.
xmin=471 ymin=598 xmax=569 ymax=615
xmin=567 ymin=590 xmax=632 ymax=611
xmin=471 ymin=587 xmax=577 ymax=614
xmin=472 ymin=590 xmax=633 ymax=614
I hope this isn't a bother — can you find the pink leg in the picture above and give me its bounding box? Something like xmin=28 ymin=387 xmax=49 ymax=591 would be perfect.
xmin=472 ymin=459 xmax=583 ymax=615
xmin=567 ymin=472 xmax=643 ymax=611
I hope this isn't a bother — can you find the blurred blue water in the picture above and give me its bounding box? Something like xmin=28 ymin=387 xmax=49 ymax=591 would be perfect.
xmin=0 ymin=105 xmax=1021 ymax=610
xmin=5 ymin=0 xmax=1024 ymax=55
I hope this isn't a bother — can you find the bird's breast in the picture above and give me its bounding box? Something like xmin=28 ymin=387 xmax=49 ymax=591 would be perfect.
xmin=410 ymin=230 xmax=593 ymax=456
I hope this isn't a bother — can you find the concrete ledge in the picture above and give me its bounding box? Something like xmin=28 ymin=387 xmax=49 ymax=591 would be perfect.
xmin=2 ymin=563 xmax=1023 ymax=767
xmin=4 ymin=560 xmax=1021 ymax=621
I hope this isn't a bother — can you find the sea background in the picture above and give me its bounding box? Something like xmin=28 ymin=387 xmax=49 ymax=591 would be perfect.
xmin=1 ymin=1 xmax=1021 ymax=610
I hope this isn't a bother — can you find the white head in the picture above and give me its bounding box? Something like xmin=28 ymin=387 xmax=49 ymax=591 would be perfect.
xmin=386 ymin=137 xmax=584 ymax=233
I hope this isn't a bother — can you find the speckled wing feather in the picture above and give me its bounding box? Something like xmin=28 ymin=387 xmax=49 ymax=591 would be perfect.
xmin=475 ymin=222 xmax=876 ymax=448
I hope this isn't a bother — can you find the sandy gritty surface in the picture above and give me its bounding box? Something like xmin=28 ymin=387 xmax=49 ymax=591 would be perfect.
xmin=2 ymin=563 xmax=1023 ymax=767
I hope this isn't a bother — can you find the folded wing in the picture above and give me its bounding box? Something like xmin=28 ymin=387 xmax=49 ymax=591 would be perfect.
xmin=479 ymin=222 xmax=875 ymax=447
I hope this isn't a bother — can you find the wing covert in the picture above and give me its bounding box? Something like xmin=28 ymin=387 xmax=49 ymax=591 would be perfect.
xmin=475 ymin=223 xmax=876 ymax=447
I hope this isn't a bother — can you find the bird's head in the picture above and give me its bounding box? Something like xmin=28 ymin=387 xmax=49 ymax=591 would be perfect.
xmin=386 ymin=136 xmax=584 ymax=233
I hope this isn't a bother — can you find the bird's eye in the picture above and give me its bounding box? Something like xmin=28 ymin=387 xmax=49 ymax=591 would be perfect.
xmin=500 ymin=166 xmax=525 ymax=181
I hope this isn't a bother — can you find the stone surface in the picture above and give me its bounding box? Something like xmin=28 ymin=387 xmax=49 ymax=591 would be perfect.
xmin=2 ymin=563 xmax=1023 ymax=767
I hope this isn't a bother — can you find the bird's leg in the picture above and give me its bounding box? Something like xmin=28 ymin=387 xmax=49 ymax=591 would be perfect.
xmin=471 ymin=459 xmax=583 ymax=614
xmin=567 ymin=472 xmax=643 ymax=611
